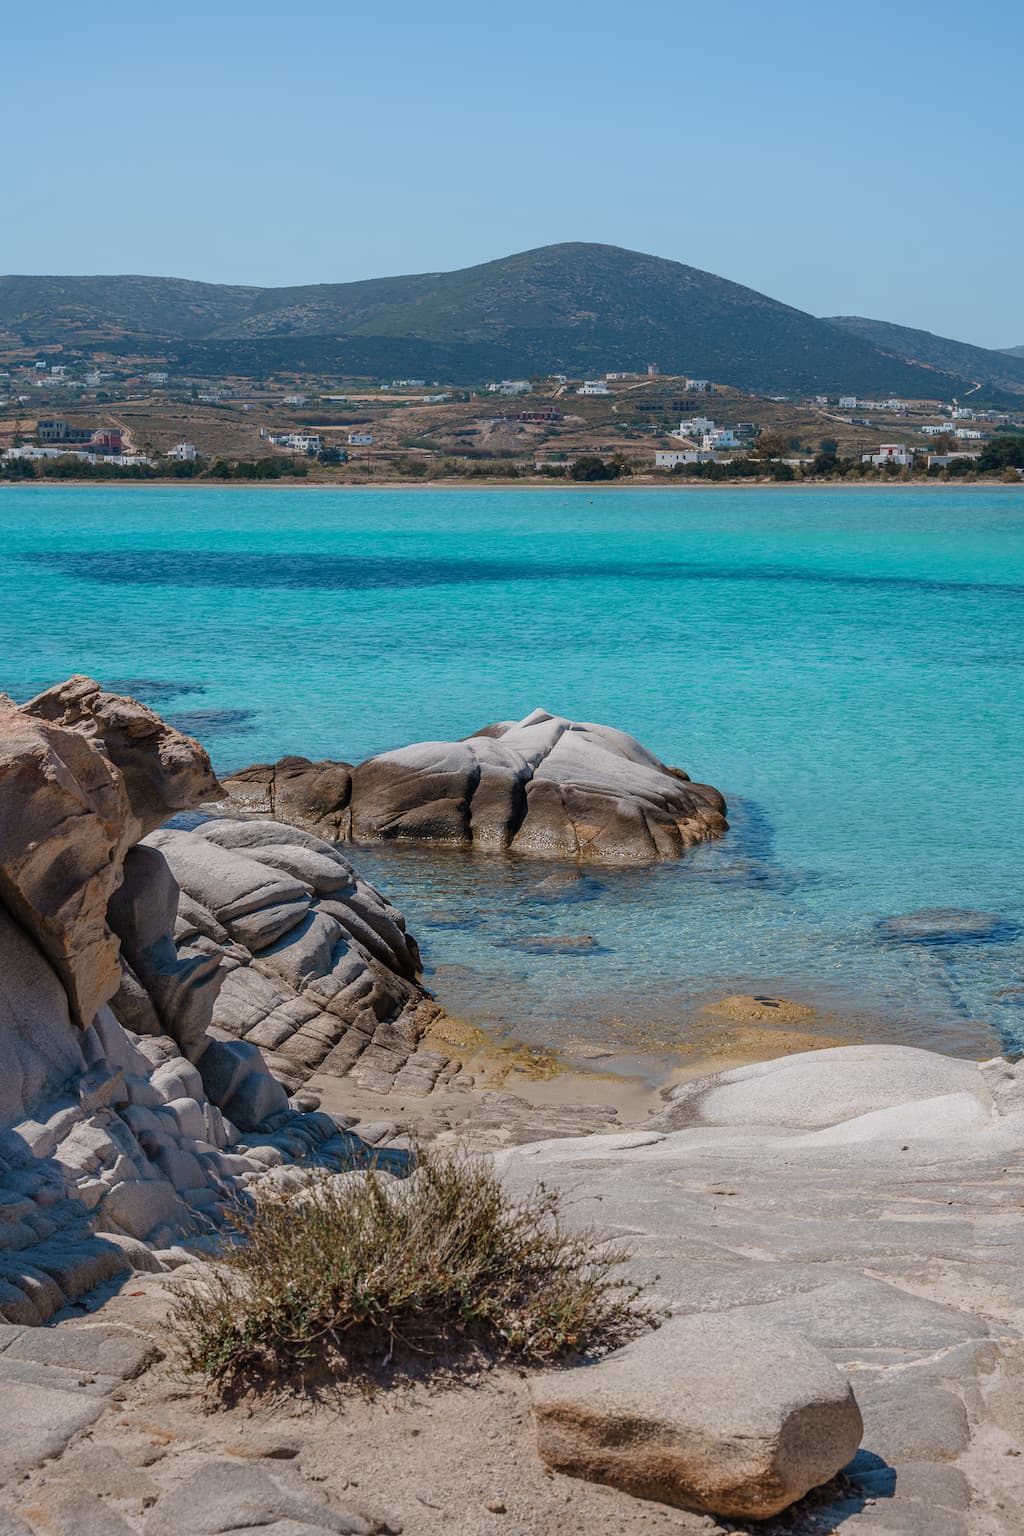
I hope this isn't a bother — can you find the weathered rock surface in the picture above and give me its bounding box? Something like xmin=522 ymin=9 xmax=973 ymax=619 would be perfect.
xmin=0 ymin=697 xmax=131 ymax=1029
xmin=0 ymin=685 xmax=415 ymax=1329
xmin=143 ymin=820 xmax=439 ymax=1095
xmin=498 ymin=1043 xmax=1024 ymax=1531
xmin=531 ymin=1312 xmax=863 ymax=1517
xmin=217 ymin=709 xmax=727 ymax=862
xmin=22 ymin=676 xmax=221 ymax=839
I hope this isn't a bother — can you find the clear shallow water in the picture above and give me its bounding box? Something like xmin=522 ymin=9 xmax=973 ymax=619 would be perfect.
xmin=2 ymin=485 xmax=1023 ymax=1058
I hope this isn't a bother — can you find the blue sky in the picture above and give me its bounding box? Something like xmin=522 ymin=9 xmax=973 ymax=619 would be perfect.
xmin=3 ymin=0 xmax=1021 ymax=346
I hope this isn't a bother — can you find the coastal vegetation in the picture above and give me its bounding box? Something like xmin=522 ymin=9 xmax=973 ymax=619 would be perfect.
xmin=169 ymin=1150 xmax=652 ymax=1395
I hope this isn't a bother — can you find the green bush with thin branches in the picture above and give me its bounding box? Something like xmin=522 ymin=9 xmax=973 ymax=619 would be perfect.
xmin=169 ymin=1150 xmax=654 ymax=1396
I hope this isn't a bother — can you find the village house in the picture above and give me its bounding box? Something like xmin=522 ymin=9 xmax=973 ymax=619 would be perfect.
xmin=671 ymin=416 xmax=716 ymax=441
xmin=577 ymin=380 xmax=611 ymax=396
xmin=927 ymin=452 xmax=980 ymax=469
xmin=167 ymin=441 xmax=197 ymax=462
xmin=702 ymin=428 xmax=740 ymax=450
xmin=863 ymin=444 xmax=916 ymax=468
xmin=839 ymin=395 xmax=858 ymax=409
xmin=685 ymin=378 xmax=715 ymax=393
xmin=347 ymin=431 xmax=374 ymax=446
xmin=267 ymin=431 xmax=323 ymax=453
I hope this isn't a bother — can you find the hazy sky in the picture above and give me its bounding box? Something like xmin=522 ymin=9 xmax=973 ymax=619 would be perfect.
xmin=4 ymin=0 xmax=1021 ymax=346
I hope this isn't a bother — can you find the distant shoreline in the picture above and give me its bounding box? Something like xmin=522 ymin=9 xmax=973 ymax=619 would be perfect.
xmin=2 ymin=477 xmax=1021 ymax=493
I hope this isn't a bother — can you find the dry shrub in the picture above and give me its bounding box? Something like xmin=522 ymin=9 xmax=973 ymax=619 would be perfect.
xmin=169 ymin=1149 xmax=654 ymax=1396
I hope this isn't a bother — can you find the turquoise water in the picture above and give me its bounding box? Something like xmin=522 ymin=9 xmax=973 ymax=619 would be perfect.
xmin=2 ymin=484 xmax=1023 ymax=1060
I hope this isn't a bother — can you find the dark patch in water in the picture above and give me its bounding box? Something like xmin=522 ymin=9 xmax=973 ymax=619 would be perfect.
xmin=106 ymin=678 xmax=207 ymax=705
xmin=496 ymin=934 xmax=606 ymax=956
xmin=421 ymin=911 xmax=485 ymax=931
xmin=531 ymin=872 xmax=605 ymax=905
xmin=19 ymin=550 xmax=1024 ymax=600
xmin=167 ymin=708 xmax=257 ymax=736
xmin=876 ymin=908 xmax=1022 ymax=947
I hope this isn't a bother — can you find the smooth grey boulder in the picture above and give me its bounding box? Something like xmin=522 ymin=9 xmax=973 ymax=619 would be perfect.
xmin=218 ymin=709 xmax=727 ymax=863
xmin=661 ymin=1043 xmax=992 ymax=1133
xmin=531 ymin=1312 xmax=862 ymax=1518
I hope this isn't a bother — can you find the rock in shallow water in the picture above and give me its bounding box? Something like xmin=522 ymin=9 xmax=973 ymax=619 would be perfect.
xmin=530 ymin=1312 xmax=862 ymax=1518
xmin=216 ymin=708 xmax=727 ymax=864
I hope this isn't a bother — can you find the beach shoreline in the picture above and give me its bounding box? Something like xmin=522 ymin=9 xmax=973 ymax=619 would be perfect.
xmin=2 ymin=476 xmax=1020 ymax=492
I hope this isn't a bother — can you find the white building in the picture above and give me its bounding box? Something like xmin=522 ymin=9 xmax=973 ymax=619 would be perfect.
xmin=685 ymin=378 xmax=714 ymax=393
xmin=703 ymin=428 xmax=739 ymax=450
xmin=839 ymin=395 xmax=858 ymax=409
xmin=489 ymin=380 xmax=531 ymax=396
xmin=672 ymin=416 xmax=716 ymax=440
xmin=606 ymin=372 xmax=640 ymax=382
xmin=951 ymin=407 xmax=975 ymax=420
xmin=146 ymin=372 xmax=169 ymax=385
xmin=282 ymin=393 xmax=307 ymax=406
xmin=167 ymin=441 xmax=197 ymax=461
xmin=577 ymin=380 xmax=611 ymax=396
xmin=954 ymin=428 xmax=984 ymax=440
xmin=927 ymin=452 xmax=980 ymax=469
xmin=863 ymin=443 xmax=916 ymax=468
xmin=347 ymin=432 xmax=374 ymax=446
xmin=920 ymin=424 xmax=953 ymax=436
xmin=814 ymin=395 xmax=829 ymax=406
xmin=268 ymin=431 xmax=322 ymax=453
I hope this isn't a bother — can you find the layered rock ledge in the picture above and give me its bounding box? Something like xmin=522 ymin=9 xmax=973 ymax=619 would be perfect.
xmin=218 ymin=708 xmax=728 ymax=863
xmin=0 ymin=681 xmax=417 ymax=1328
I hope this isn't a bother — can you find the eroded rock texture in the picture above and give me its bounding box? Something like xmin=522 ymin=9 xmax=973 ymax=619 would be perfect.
xmin=219 ymin=709 xmax=728 ymax=863
xmin=145 ymin=820 xmax=442 ymax=1096
xmin=0 ymin=683 xmax=415 ymax=1326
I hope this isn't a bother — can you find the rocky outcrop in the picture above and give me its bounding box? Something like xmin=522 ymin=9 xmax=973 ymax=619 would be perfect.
xmin=531 ymin=1313 xmax=863 ymax=1518
xmin=21 ymin=676 xmax=222 ymax=839
xmin=217 ymin=709 xmax=728 ymax=863
xmin=143 ymin=819 xmax=441 ymax=1096
xmin=0 ymin=697 xmax=132 ymax=1029
xmin=0 ymin=685 xmax=414 ymax=1326
xmin=499 ymin=1044 xmax=1024 ymax=1531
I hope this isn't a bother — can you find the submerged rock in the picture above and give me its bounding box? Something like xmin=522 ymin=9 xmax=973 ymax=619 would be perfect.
xmin=876 ymin=908 xmax=1022 ymax=946
xmin=217 ymin=708 xmax=727 ymax=864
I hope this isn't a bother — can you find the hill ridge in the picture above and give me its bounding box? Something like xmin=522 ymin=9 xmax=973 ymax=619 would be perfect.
xmin=1 ymin=243 xmax=1016 ymax=400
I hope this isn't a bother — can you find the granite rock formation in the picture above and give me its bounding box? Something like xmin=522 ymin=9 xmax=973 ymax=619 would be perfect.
xmin=144 ymin=819 xmax=447 ymax=1097
xmin=0 ymin=682 xmax=413 ymax=1327
xmin=499 ymin=1043 xmax=1024 ymax=1533
xmin=219 ymin=709 xmax=728 ymax=862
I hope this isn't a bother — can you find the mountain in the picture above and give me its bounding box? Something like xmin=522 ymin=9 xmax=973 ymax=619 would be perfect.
xmin=1003 ymin=344 xmax=1024 ymax=359
xmin=826 ymin=315 xmax=1024 ymax=397
xmin=0 ymin=244 xmax=1010 ymax=399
